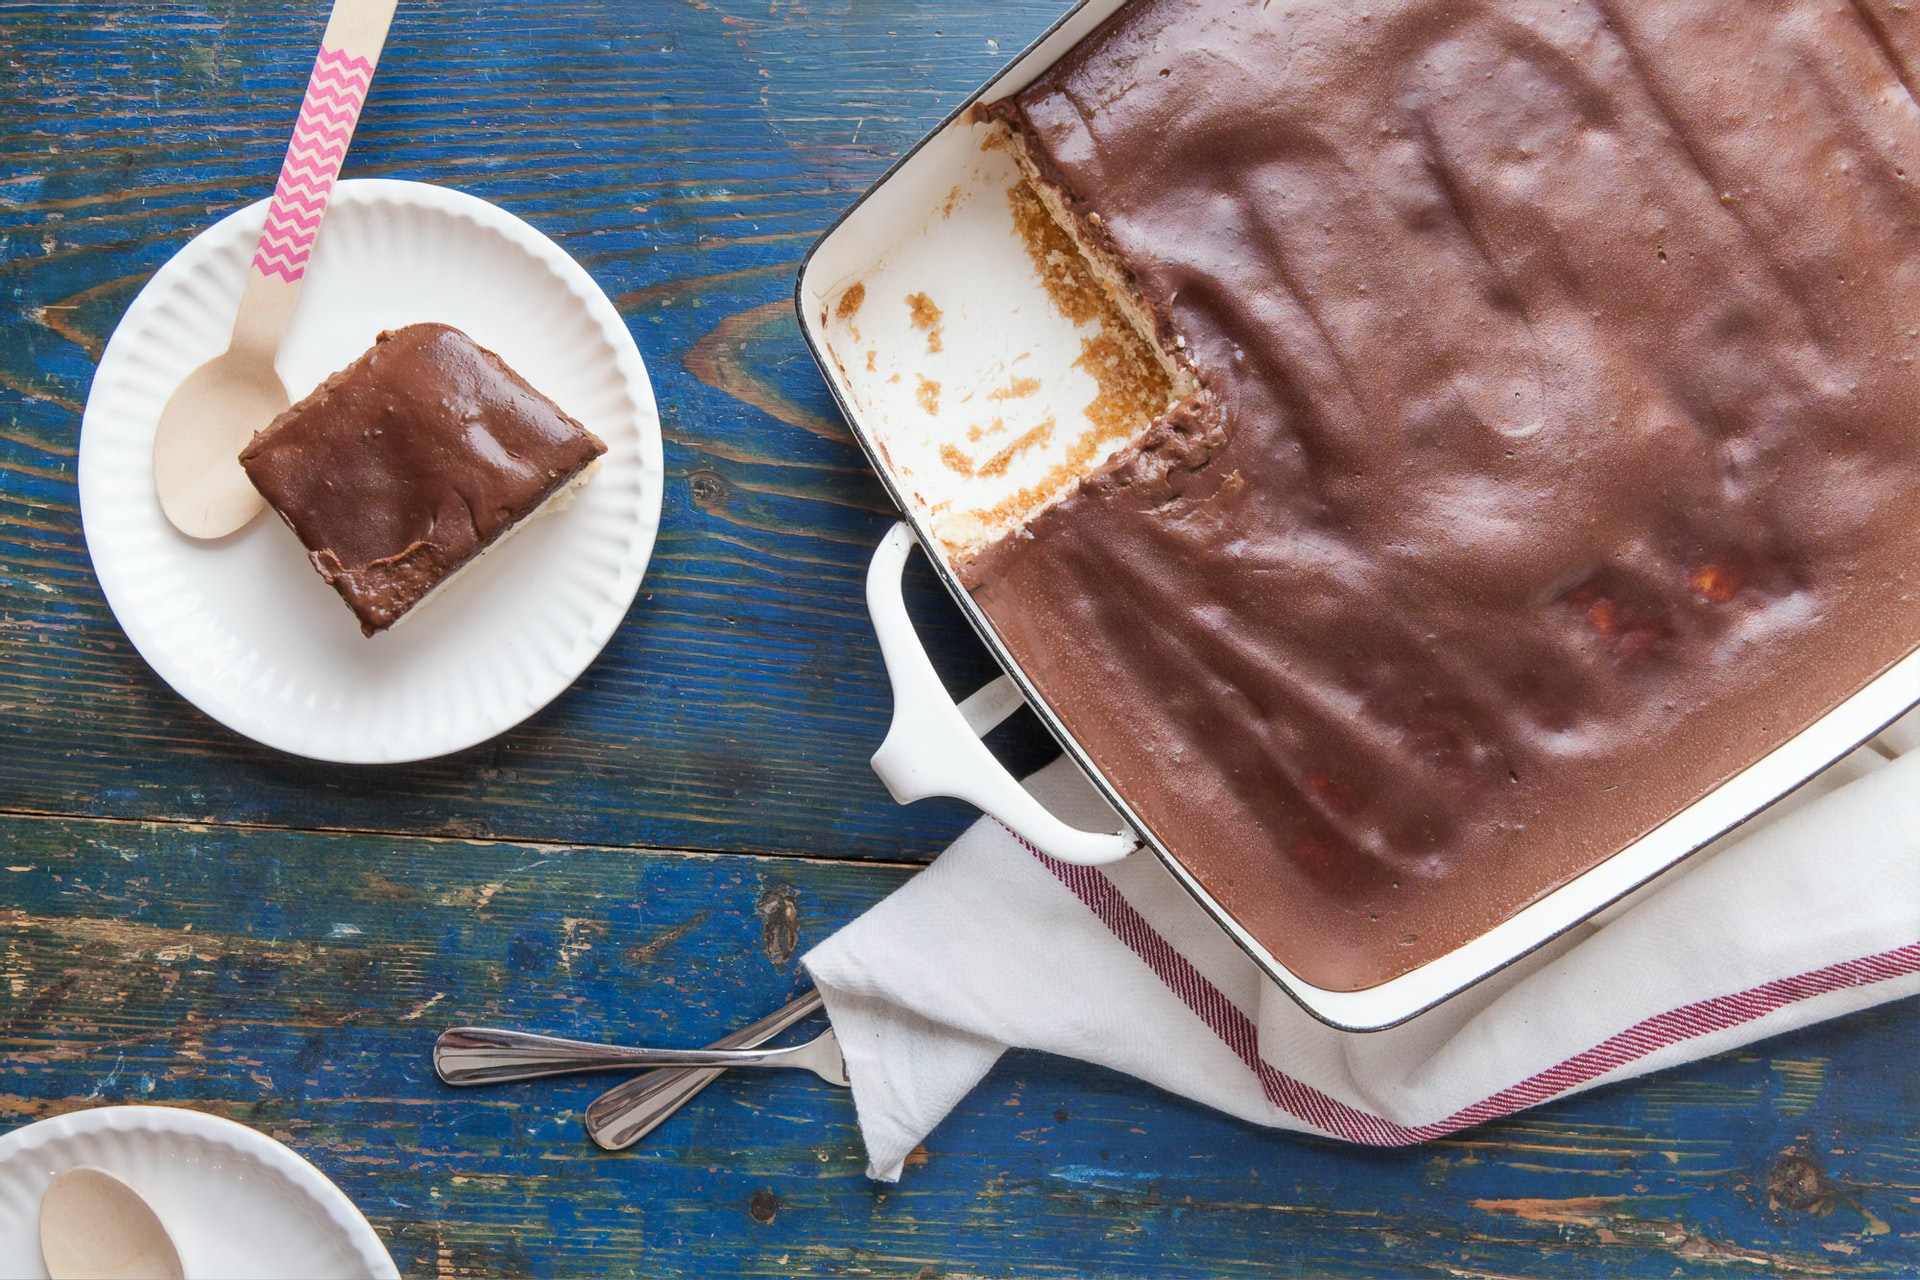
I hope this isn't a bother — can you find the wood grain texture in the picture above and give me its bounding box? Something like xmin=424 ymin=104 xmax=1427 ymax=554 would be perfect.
xmin=0 ymin=0 xmax=1060 ymax=856
xmin=4 ymin=2 xmax=1919 ymax=1276
xmin=4 ymin=814 xmax=1917 ymax=1279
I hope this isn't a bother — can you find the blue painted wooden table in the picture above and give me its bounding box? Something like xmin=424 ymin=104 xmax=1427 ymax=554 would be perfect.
xmin=2 ymin=2 xmax=1917 ymax=1275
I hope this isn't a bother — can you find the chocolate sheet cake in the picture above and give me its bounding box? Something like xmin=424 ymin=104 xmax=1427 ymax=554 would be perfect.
xmin=241 ymin=323 xmax=606 ymax=636
xmin=971 ymin=0 xmax=1920 ymax=989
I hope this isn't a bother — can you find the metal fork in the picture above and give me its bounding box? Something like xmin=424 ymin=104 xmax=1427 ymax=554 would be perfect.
xmin=433 ymin=1020 xmax=850 ymax=1088
xmin=583 ymin=989 xmax=826 ymax=1150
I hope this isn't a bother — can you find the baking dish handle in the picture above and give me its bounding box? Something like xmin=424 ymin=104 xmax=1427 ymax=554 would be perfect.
xmin=866 ymin=522 xmax=1142 ymax=866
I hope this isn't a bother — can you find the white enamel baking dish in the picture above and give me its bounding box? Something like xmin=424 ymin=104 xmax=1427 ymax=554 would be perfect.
xmin=794 ymin=0 xmax=1920 ymax=1030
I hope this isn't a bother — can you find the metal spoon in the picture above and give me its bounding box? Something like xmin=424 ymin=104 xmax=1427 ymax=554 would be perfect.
xmin=584 ymin=989 xmax=825 ymax=1150
xmin=434 ymin=1023 xmax=850 ymax=1088
xmin=151 ymin=0 xmax=397 ymax=538
xmin=39 ymin=1167 xmax=184 ymax=1280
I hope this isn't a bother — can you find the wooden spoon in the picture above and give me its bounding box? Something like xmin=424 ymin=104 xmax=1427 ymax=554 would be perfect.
xmin=38 ymin=1167 xmax=184 ymax=1280
xmin=151 ymin=0 xmax=399 ymax=539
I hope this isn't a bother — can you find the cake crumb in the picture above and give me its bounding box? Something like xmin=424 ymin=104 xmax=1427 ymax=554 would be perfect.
xmin=954 ymin=476 xmax=1074 ymax=553
xmin=907 ymin=178 xmax=1179 ymax=562
xmin=836 ymin=283 xmax=866 ymax=320
xmin=865 ymin=350 xmax=876 ymax=372
xmin=978 ymin=418 xmax=1056 ymax=478
xmin=1008 ymin=179 xmax=1172 ymax=492
xmin=1077 ymin=329 xmax=1168 ymax=439
xmin=906 ymin=292 xmax=945 ymax=353
xmin=1008 ymin=180 xmax=1104 ymax=326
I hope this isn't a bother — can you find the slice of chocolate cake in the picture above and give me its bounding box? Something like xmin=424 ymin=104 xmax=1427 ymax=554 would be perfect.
xmin=971 ymin=0 xmax=1920 ymax=989
xmin=240 ymin=323 xmax=607 ymax=636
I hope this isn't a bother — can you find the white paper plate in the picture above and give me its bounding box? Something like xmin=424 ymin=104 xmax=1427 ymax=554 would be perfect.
xmin=0 ymin=1106 xmax=398 ymax=1279
xmin=79 ymin=179 xmax=664 ymax=762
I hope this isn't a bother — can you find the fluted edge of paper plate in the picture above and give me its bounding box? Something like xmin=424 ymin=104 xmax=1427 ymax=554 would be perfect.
xmin=0 ymin=1105 xmax=399 ymax=1279
xmin=78 ymin=180 xmax=664 ymax=763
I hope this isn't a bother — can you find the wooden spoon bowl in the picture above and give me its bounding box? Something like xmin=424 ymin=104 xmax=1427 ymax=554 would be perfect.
xmin=150 ymin=0 xmax=396 ymax=540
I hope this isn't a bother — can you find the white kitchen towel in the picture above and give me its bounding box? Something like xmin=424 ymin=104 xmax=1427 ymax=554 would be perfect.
xmin=804 ymin=719 xmax=1920 ymax=1181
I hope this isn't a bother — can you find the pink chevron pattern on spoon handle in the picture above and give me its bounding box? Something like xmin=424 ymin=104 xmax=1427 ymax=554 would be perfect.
xmin=252 ymin=46 xmax=374 ymax=283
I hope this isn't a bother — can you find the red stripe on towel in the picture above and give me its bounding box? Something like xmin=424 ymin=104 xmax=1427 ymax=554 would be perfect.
xmin=1022 ymin=836 xmax=1920 ymax=1145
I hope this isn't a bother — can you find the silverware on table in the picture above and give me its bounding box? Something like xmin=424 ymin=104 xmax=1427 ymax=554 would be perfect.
xmin=434 ymin=1012 xmax=849 ymax=1088
xmin=583 ymin=989 xmax=826 ymax=1151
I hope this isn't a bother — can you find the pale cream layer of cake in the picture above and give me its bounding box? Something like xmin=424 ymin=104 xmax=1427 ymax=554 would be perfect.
xmin=966 ymin=0 xmax=1920 ymax=989
xmin=383 ymin=457 xmax=600 ymax=633
xmin=813 ymin=126 xmax=1188 ymax=567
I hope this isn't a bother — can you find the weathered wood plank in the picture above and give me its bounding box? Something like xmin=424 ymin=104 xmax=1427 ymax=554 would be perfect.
xmin=2 ymin=814 xmax=1916 ymax=1278
xmin=0 ymin=0 xmax=1064 ymax=855
xmin=6 ymin=3 xmax=1920 ymax=1277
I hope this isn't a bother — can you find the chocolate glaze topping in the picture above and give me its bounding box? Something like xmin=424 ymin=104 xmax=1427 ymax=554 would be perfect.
xmin=240 ymin=323 xmax=606 ymax=636
xmin=971 ymin=0 xmax=1920 ymax=990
